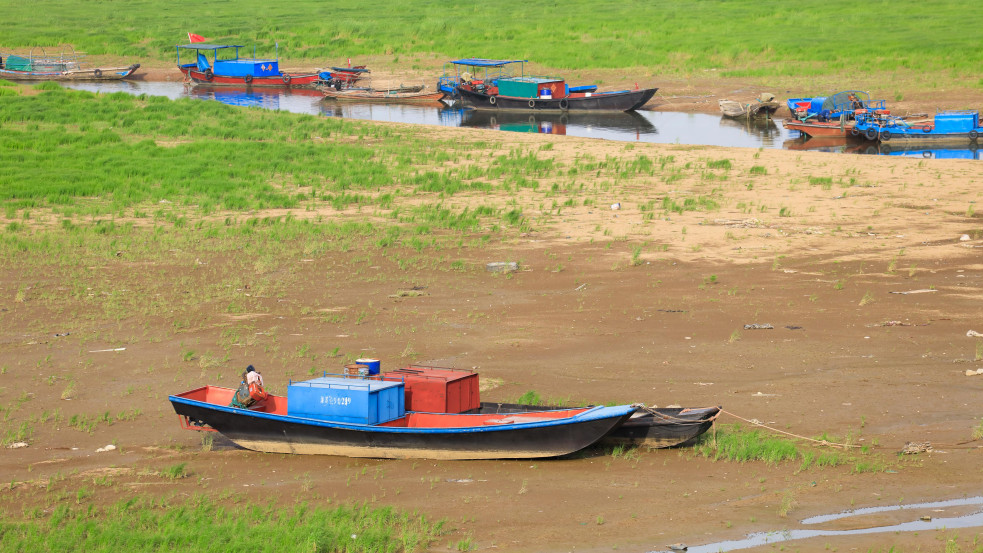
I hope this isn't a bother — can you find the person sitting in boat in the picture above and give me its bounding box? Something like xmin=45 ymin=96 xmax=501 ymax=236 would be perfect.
xmin=848 ymin=94 xmax=863 ymax=111
xmin=229 ymin=365 xmax=265 ymax=408
xmin=460 ymin=71 xmax=473 ymax=85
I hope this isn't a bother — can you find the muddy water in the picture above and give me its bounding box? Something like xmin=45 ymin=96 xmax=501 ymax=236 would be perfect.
xmin=653 ymin=496 xmax=983 ymax=553
xmin=61 ymin=81 xmax=980 ymax=158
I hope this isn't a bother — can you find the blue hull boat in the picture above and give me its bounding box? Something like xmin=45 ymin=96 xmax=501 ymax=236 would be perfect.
xmin=855 ymin=110 xmax=983 ymax=145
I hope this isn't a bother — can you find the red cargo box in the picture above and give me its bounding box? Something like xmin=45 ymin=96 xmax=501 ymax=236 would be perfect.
xmin=383 ymin=366 xmax=479 ymax=414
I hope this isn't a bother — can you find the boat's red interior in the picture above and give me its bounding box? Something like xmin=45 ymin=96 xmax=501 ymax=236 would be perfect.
xmin=175 ymin=386 xmax=589 ymax=427
xmin=175 ymin=386 xmax=288 ymax=415
xmin=379 ymin=408 xmax=589 ymax=428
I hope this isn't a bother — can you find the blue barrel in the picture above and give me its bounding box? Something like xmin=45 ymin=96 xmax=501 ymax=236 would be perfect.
xmin=356 ymin=358 xmax=381 ymax=375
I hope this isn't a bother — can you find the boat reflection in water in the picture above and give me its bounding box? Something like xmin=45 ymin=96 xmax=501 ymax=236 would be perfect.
xmin=784 ymin=136 xmax=981 ymax=159
xmin=188 ymin=85 xmax=323 ymax=110
xmin=783 ymin=136 xmax=868 ymax=155
xmin=459 ymin=109 xmax=657 ymax=138
xmin=718 ymin=116 xmax=781 ymax=141
xmin=879 ymin=143 xmax=981 ymax=160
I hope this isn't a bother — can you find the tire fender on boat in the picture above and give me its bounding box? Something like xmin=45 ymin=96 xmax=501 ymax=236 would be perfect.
xmin=922 ymin=126 xmax=932 ymax=133
xmin=282 ymin=74 xmax=292 ymax=85
xmin=880 ymin=130 xmax=891 ymax=142
xmin=865 ymin=128 xmax=878 ymax=141
xmin=489 ymin=96 xmax=496 ymax=105
xmin=204 ymin=69 xmax=214 ymax=81
xmin=850 ymin=127 xmax=860 ymax=136
xmin=970 ymin=130 xmax=979 ymax=141
xmin=244 ymin=74 xmax=253 ymax=84
xmin=559 ymin=98 xmax=569 ymax=110
xmin=93 ymin=68 xmax=102 ymax=78
xmin=528 ymin=99 xmax=536 ymax=109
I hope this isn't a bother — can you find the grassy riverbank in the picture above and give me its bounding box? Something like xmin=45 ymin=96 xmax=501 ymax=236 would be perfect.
xmin=1 ymin=0 xmax=981 ymax=85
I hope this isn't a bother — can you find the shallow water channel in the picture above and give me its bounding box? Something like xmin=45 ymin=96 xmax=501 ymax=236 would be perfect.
xmin=63 ymin=81 xmax=980 ymax=159
xmin=652 ymin=496 xmax=983 ymax=553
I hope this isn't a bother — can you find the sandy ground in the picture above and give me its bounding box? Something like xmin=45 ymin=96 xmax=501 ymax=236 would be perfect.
xmin=2 ymin=64 xmax=983 ymax=552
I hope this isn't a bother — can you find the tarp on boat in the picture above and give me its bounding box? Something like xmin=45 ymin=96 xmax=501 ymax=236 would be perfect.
xmin=449 ymin=58 xmax=528 ymax=67
xmin=4 ymin=55 xmax=32 ymax=71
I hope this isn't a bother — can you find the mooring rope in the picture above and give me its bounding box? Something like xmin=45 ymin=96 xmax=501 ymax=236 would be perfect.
xmin=718 ymin=408 xmax=862 ymax=449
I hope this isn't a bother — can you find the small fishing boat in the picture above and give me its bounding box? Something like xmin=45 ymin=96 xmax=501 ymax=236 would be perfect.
xmin=0 ymin=46 xmax=139 ymax=81
xmin=782 ymin=118 xmax=858 ymax=138
xmin=320 ymin=85 xmax=444 ymax=104
xmin=317 ymin=66 xmax=370 ymax=89
xmin=177 ymin=43 xmax=319 ymax=88
xmin=440 ymin=58 xmax=656 ymax=112
xmin=718 ymin=93 xmax=782 ymax=119
xmin=476 ymin=403 xmax=720 ymax=448
xmin=854 ymin=109 xmax=983 ymax=145
xmin=786 ymin=90 xmax=884 ymax=120
xmin=170 ymin=376 xmax=637 ymax=460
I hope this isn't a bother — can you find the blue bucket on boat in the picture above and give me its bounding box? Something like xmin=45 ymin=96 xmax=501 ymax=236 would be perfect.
xmin=356 ymin=358 xmax=381 ymax=375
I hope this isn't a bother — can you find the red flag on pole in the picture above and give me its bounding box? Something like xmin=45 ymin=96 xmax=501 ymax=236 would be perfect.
xmin=188 ymin=33 xmax=206 ymax=43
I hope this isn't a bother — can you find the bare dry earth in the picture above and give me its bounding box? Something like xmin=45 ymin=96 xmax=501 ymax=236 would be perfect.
xmin=1 ymin=81 xmax=983 ymax=552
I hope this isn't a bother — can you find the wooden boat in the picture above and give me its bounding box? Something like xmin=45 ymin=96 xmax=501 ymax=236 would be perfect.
xmin=854 ymin=109 xmax=983 ymax=145
xmin=177 ymin=43 xmax=319 ymax=88
xmin=440 ymin=58 xmax=656 ymax=112
xmin=718 ymin=94 xmax=782 ymax=119
xmin=320 ymin=86 xmax=444 ymax=104
xmin=170 ymin=381 xmax=637 ymax=460
xmin=782 ymin=118 xmax=857 ymax=138
xmin=0 ymin=46 xmax=139 ymax=81
xmin=474 ymin=403 xmax=720 ymax=448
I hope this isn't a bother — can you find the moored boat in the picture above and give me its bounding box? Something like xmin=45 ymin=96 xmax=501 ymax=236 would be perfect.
xmin=170 ymin=377 xmax=637 ymax=460
xmin=317 ymin=66 xmax=370 ymax=89
xmin=854 ymin=109 xmax=983 ymax=145
xmin=440 ymin=58 xmax=656 ymax=112
xmin=718 ymin=94 xmax=782 ymax=119
xmin=782 ymin=118 xmax=857 ymax=138
xmin=320 ymin=86 xmax=444 ymax=104
xmin=0 ymin=46 xmax=139 ymax=81
xmin=177 ymin=43 xmax=319 ymax=88
xmin=475 ymin=403 xmax=721 ymax=448
xmin=786 ymin=90 xmax=884 ymax=120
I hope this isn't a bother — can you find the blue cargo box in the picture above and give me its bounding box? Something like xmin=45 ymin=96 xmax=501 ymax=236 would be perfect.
xmin=287 ymin=376 xmax=405 ymax=425
xmin=934 ymin=111 xmax=979 ymax=133
xmin=213 ymin=59 xmax=279 ymax=77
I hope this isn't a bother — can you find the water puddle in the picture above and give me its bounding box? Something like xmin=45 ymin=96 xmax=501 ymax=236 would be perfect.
xmin=653 ymin=496 xmax=983 ymax=553
xmin=60 ymin=81 xmax=980 ymax=159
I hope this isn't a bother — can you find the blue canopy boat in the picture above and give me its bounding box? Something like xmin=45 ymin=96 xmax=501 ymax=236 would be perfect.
xmin=177 ymin=43 xmax=320 ymax=88
xmin=171 ymin=375 xmax=637 ymax=459
xmin=439 ymin=58 xmax=656 ymax=112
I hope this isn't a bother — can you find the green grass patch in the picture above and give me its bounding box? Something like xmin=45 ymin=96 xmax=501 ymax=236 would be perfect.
xmin=0 ymin=496 xmax=444 ymax=552
xmin=695 ymin=424 xmax=884 ymax=472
